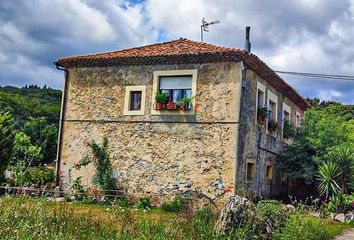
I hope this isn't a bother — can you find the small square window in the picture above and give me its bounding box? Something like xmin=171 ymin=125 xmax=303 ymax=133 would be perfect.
xmin=246 ymin=162 xmax=256 ymax=182
xmin=124 ymin=86 xmax=146 ymax=116
xmin=265 ymin=165 xmax=273 ymax=182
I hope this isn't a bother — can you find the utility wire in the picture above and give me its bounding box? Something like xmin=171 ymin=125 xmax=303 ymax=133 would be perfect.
xmin=275 ymin=70 xmax=354 ymax=81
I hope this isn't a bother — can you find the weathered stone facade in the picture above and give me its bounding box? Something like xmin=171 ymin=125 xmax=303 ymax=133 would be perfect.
xmin=58 ymin=57 xmax=305 ymax=204
xmin=60 ymin=62 xmax=242 ymax=204
xmin=235 ymin=68 xmax=304 ymax=198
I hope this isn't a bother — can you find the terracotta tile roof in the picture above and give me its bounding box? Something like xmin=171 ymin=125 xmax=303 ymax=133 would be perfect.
xmin=56 ymin=38 xmax=308 ymax=110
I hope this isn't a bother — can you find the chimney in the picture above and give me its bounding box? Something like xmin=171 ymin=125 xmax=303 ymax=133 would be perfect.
xmin=244 ymin=26 xmax=251 ymax=52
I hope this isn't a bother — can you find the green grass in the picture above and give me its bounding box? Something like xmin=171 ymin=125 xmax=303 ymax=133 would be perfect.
xmin=0 ymin=196 xmax=351 ymax=240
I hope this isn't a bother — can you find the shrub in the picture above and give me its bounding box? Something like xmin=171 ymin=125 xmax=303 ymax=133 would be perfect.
xmin=9 ymin=162 xmax=55 ymax=187
xmin=161 ymin=196 xmax=184 ymax=212
xmin=256 ymin=200 xmax=287 ymax=234
xmin=271 ymin=214 xmax=333 ymax=240
xmin=116 ymin=196 xmax=130 ymax=208
xmin=135 ymin=197 xmax=152 ymax=210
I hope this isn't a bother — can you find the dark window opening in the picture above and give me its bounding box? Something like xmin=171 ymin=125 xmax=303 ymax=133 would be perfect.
xmin=130 ymin=91 xmax=142 ymax=111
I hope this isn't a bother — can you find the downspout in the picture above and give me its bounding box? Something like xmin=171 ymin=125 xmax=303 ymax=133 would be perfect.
xmin=234 ymin=26 xmax=251 ymax=193
xmin=54 ymin=62 xmax=69 ymax=187
xmin=234 ymin=62 xmax=246 ymax=193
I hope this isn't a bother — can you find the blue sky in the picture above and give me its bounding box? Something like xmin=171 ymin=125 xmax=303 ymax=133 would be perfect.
xmin=1 ymin=0 xmax=354 ymax=103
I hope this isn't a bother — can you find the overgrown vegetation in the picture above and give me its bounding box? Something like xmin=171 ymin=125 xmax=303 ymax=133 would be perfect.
xmin=277 ymin=100 xmax=354 ymax=189
xmin=77 ymin=137 xmax=116 ymax=193
xmin=0 ymin=196 xmax=351 ymax=240
xmin=0 ymin=112 xmax=15 ymax=181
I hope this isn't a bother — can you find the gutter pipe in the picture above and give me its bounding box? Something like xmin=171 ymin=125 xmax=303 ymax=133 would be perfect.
xmin=54 ymin=62 xmax=69 ymax=187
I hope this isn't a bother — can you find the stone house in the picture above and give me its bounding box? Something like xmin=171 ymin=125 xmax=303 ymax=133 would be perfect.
xmin=55 ymin=37 xmax=308 ymax=204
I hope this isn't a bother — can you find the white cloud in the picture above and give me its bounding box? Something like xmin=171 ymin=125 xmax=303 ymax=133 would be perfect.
xmin=318 ymin=89 xmax=343 ymax=101
xmin=0 ymin=0 xmax=354 ymax=103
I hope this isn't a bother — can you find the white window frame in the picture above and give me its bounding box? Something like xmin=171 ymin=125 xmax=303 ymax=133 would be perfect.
xmin=151 ymin=69 xmax=197 ymax=115
xmin=123 ymin=85 xmax=146 ymax=116
xmin=256 ymin=82 xmax=266 ymax=124
xmin=267 ymin=90 xmax=278 ymax=135
xmin=282 ymin=102 xmax=291 ymax=139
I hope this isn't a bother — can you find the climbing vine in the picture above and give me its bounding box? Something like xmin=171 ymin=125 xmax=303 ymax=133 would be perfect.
xmin=79 ymin=137 xmax=116 ymax=193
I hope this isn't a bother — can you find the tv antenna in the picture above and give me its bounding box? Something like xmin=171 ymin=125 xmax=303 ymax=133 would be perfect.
xmin=200 ymin=18 xmax=220 ymax=42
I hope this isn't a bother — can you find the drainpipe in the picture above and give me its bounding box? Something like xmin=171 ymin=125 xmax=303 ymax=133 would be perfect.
xmin=234 ymin=26 xmax=252 ymax=194
xmin=234 ymin=62 xmax=245 ymax=194
xmin=54 ymin=62 xmax=69 ymax=188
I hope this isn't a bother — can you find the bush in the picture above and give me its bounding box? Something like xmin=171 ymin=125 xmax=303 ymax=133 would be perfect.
xmin=9 ymin=162 xmax=55 ymax=187
xmin=161 ymin=196 xmax=184 ymax=212
xmin=256 ymin=200 xmax=287 ymax=234
xmin=272 ymin=215 xmax=333 ymax=240
xmin=116 ymin=196 xmax=130 ymax=208
xmin=135 ymin=197 xmax=152 ymax=210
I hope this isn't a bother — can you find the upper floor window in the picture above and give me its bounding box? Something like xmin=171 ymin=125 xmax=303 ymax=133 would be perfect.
xmin=123 ymin=86 xmax=146 ymax=116
xmin=267 ymin=90 xmax=278 ymax=136
xmin=130 ymin=91 xmax=142 ymax=111
xmin=256 ymin=82 xmax=266 ymax=125
xmin=296 ymin=111 xmax=301 ymax=127
xmin=282 ymin=102 xmax=292 ymax=140
xmin=151 ymin=70 xmax=197 ymax=115
xmin=159 ymin=76 xmax=192 ymax=105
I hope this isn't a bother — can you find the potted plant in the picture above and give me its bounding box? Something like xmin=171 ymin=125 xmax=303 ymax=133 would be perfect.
xmin=155 ymin=92 xmax=168 ymax=110
xmin=257 ymin=107 xmax=268 ymax=124
xmin=268 ymin=119 xmax=278 ymax=132
xmin=179 ymin=96 xmax=194 ymax=110
xmin=166 ymin=100 xmax=176 ymax=109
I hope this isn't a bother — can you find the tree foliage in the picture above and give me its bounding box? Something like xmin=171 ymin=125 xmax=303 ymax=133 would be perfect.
xmin=0 ymin=112 xmax=15 ymax=181
xmin=276 ymin=100 xmax=354 ymax=185
xmin=318 ymin=161 xmax=341 ymax=198
xmin=0 ymin=86 xmax=60 ymax=165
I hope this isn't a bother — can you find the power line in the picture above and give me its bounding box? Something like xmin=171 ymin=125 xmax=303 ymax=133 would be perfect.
xmin=275 ymin=70 xmax=354 ymax=81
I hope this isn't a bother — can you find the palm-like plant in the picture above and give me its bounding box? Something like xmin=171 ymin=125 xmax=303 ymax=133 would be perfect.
xmin=326 ymin=144 xmax=354 ymax=193
xmin=318 ymin=161 xmax=341 ymax=199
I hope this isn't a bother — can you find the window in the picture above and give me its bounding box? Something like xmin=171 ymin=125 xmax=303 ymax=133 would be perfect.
xmin=296 ymin=112 xmax=301 ymax=127
xmin=267 ymin=90 xmax=278 ymax=135
xmin=159 ymin=76 xmax=192 ymax=104
xmin=282 ymin=102 xmax=291 ymax=139
xmin=265 ymin=165 xmax=273 ymax=182
xmin=268 ymin=100 xmax=277 ymax=121
xmin=151 ymin=70 xmax=197 ymax=115
xmin=246 ymin=162 xmax=256 ymax=182
xmin=256 ymin=82 xmax=266 ymax=124
xmin=129 ymin=91 xmax=142 ymax=110
xmin=123 ymin=86 xmax=146 ymax=115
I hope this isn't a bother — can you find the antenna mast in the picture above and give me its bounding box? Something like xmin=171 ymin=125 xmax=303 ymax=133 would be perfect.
xmin=200 ymin=18 xmax=220 ymax=42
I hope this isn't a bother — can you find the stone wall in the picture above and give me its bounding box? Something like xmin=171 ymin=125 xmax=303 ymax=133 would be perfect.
xmin=236 ymin=67 xmax=304 ymax=198
xmin=59 ymin=62 xmax=242 ymax=205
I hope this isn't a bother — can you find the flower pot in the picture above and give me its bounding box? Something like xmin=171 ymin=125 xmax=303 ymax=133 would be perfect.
xmin=167 ymin=101 xmax=176 ymax=109
xmin=257 ymin=115 xmax=265 ymax=124
xmin=179 ymin=103 xmax=185 ymax=110
xmin=156 ymin=102 xmax=164 ymax=110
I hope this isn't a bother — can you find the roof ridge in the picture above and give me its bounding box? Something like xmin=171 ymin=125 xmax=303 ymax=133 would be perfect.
xmin=60 ymin=38 xmax=188 ymax=60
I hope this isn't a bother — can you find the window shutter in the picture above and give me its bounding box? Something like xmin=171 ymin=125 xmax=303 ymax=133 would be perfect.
xmin=159 ymin=76 xmax=192 ymax=90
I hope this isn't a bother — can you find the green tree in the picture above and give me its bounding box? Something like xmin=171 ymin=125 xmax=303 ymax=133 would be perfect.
xmin=23 ymin=117 xmax=58 ymax=163
xmin=0 ymin=112 xmax=15 ymax=181
xmin=12 ymin=132 xmax=43 ymax=168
